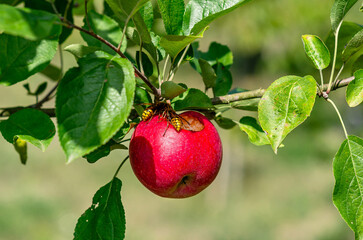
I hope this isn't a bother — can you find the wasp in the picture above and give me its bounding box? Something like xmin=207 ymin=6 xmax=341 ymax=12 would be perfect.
xmin=141 ymin=102 xmax=187 ymax=132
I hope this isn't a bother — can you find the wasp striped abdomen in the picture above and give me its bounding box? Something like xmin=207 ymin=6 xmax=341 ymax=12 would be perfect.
xmin=171 ymin=117 xmax=182 ymax=132
xmin=142 ymin=107 xmax=154 ymax=121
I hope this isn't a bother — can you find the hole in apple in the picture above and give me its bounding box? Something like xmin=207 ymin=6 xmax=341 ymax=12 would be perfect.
xmin=180 ymin=115 xmax=204 ymax=132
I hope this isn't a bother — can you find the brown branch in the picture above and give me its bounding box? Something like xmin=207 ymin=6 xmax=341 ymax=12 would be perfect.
xmin=0 ymin=76 xmax=355 ymax=119
xmin=60 ymin=18 xmax=162 ymax=100
xmin=210 ymin=76 xmax=354 ymax=105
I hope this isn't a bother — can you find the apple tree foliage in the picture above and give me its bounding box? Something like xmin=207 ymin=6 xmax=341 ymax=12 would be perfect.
xmin=0 ymin=0 xmax=362 ymax=239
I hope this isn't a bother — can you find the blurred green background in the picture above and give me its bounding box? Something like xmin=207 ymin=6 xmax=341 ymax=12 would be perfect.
xmin=0 ymin=0 xmax=362 ymax=239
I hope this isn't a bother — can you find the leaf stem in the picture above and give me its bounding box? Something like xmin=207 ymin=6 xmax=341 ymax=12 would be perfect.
xmin=162 ymin=54 xmax=170 ymax=85
xmin=84 ymin=0 xmax=93 ymax=33
xmin=327 ymin=21 xmax=342 ymax=94
xmin=327 ymin=98 xmax=348 ymax=139
xmin=169 ymin=44 xmax=190 ymax=82
xmin=319 ymin=69 xmax=324 ymax=90
xmin=113 ymin=155 xmax=129 ymax=179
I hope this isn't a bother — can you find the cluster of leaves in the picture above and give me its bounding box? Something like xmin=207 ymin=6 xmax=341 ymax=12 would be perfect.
xmin=0 ymin=0 xmax=362 ymax=239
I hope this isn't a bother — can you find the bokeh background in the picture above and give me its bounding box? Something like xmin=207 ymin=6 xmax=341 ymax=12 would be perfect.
xmin=0 ymin=0 xmax=362 ymax=239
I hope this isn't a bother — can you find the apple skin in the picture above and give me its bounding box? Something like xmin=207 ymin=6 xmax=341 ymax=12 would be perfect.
xmin=129 ymin=111 xmax=223 ymax=198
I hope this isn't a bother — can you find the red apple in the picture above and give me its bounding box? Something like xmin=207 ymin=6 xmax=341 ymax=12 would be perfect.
xmin=129 ymin=111 xmax=223 ymax=198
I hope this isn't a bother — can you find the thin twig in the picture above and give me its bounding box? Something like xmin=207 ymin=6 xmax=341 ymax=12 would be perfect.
xmin=211 ymin=76 xmax=354 ymax=105
xmin=113 ymin=155 xmax=130 ymax=179
xmin=0 ymin=75 xmax=355 ymax=118
xmin=327 ymin=98 xmax=348 ymax=139
xmin=84 ymin=0 xmax=93 ymax=33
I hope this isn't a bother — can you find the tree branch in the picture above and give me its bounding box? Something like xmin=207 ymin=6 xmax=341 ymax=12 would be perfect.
xmin=0 ymin=76 xmax=354 ymax=118
xmin=210 ymin=76 xmax=354 ymax=105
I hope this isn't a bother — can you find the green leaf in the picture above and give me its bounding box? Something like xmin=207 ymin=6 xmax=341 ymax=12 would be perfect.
xmin=24 ymin=0 xmax=74 ymax=44
xmin=161 ymin=81 xmax=187 ymax=99
xmin=136 ymin=51 xmax=155 ymax=78
xmin=133 ymin=11 xmax=152 ymax=44
xmin=258 ymin=75 xmax=317 ymax=153
xmin=40 ymin=64 xmax=62 ymax=81
xmin=34 ymin=82 xmax=47 ymax=95
xmin=64 ymin=44 xmax=101 ymax=59
xmin=0 ymin=0 xmax=23 ymax=5
xmin=23 ymin=83 xmax=31 ymax=93
xmin=171 ymin=88 xmax=214 ymax=111
xmin=326 ymin=22 xmax=362 ymax=69
xmin=214 ymin=116 xmax=236 ymax=129
xmin=182 ymin=0 xmax=252 ymax=35
xmin=346 ymin=69 xmax=363 ymax=107
xmin=73 ymin=0 xmax=94 ymax=16
xmin=105 ymin=0 xmax=149 ymax=22
xmin=238 ymin=116 xmax=269 ymax=146
xmin=134 ymin=87 xmax=152 ymax=105
xmin=84 ymin=139 xmax=119 ymax=163
xmin=198 ymin=59 xmax=217 ymax=89
xmin=213 ymin=63 xmax=233 ymax=97
xmin=301 ymin=35 xmax=331 ymax=70
xmin=56 ymin=52 xmax=136 ymax=162
xmin=0 ymin=4 xmax=61 ymax=40
xmin=330 ymin=0 xmax=358 ymax=33
xmin=333 ymin=136 xmax=363 ymax=239
xmin=112 ymin=121 xmax=134 ymax=143
xmin=200 ymin=42 xmax=233 ymax=69
xmin=160 ymin=27 xmax=207 ymax=58
xmin=13 ymin=138 xmax=27 ymax=165
xmin=138 ymin=1 xmax=153 ymax=30
xmin=81 ymin=10 xmax=126 ymax=55
xmin=0 ymin=108 xmax=55 ymax=151
xmin=352 ymin=55 xmax=363 ymax=74
xmin=157 ymin=0 xmax=184 ymax=35
xmin=74 ymin=178 xmax=126 ymax=240
xmin=230 ymin=98 xmax=260 ymax=111
xmin=342 ymin=29 xmax=363 ymax=62
xmin=0 ymin=33 xmax=59 ymax=86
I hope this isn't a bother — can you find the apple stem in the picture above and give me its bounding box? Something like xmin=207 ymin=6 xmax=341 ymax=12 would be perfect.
xmin=113 ymin=155 xmax=130 ymax=179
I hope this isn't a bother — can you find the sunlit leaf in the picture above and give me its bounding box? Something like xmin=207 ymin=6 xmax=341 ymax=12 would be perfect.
xmin=64 ymin=44 xmax=101 ymax=59
xmin=24 ymin=0 xmax=74 ymax=43
xmin=346 ymin=69 xmax=363 ymax=107
xmin=342 ymin=29 xmax=363 ymax=62
xmin=182 ymin=0 xmax=252 ymax=35
xmin=160 ymin=27 xmax=206 ymax=58
xmin=238 ymin=116 xmax=269 ymax=146
xmin=13 ymin=138 xmax=27 ymax=165
xmin=333 ymin=136 xmax=363 ymax=239
xmin=0 ymin=4 xmax=61 ymax=40
xmin=301 ymin=35 xmax=330 ymax=70
xmin=330 ymin=0 xmax=358 ymax=33
xmin=81 ymin=10 xmax=126 ymax=55
xmin=0 ymin=33 xmax=58 ymax=86
xmin=0 ymin=108 xmax=55 ymax=151
xmin=326 ymin=22 xmax=362 ymax=69
xmin=157 ymin=0 xmax=184 ymax=35
xmin=258 ymin=75 xmax=317 ymax=153
xmin=56 ymin=52 xmax=135 ymax=162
